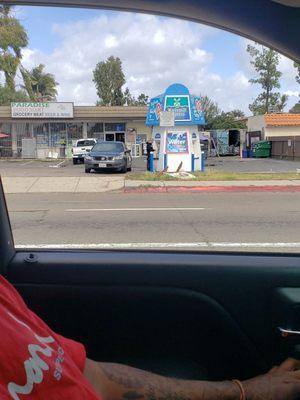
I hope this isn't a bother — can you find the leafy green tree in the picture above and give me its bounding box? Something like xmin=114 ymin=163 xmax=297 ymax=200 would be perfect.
xmin=0 ymin=4 xmax=11 ymax=17
xmin=135 ymin=93 xmax=149 ymax=106
xmin=247 ymin=44 xmax=285 ymax=114
xmin=294 ymin=62 xmax=300 ymax=85
xmin=226 ymin=109 xmax=245 ymax=119
xmin=198 ymin=96 xmax=246 ymax=129
xmin=123 ymin=87 xmax=134 ymax=105
xmin=123 ymin=88 xmax=148 ymax=106
xmin=93 ymin=56 xmax=126 ymax=106
xmin=276 ymin=94 xmax=288 ymax=112
xmin=210 ymin=111 xmax=246 ymax=130
xmin=0 ymin=83 xmax=28 ymax=105
xmin=0 ymin=5 xmax=28 ymax=91
xmin=289 ymin=102 xmax=300 ymax=113
xmin=20 ymin=64 xmax=58 ymax=101
xmin=289 ymin=62 xmax=300 ymax=112
xmin=199 ymin=95 xmax=221 ymax=129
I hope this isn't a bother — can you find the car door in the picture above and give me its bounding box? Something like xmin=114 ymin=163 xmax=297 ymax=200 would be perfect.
xmin=1 ymin=0 xmax=300 ymax=387
xmin=1 ymin=174 xmax=299 ymax=382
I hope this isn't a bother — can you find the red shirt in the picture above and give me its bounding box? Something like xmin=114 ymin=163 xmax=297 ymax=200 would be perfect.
xmin=0 ymin=275 xmax=100 ymax=400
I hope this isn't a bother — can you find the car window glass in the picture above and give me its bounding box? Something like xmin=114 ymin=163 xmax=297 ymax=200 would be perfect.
xmin=92 ymin=143 xmax=124 ymax=152
xmin=85 ymin=140 xmax=96 ymax=146
xmin=0 ymin=5 xmax=299 ymax=253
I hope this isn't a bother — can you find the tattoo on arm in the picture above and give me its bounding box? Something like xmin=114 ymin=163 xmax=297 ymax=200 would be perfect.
xmin=100 ymin=363 xmax=149 ymax=389
xmin=99 ymin=363 xmax=192 ymax=400
xmin=123 ymin=391 xmax=145 ymax=400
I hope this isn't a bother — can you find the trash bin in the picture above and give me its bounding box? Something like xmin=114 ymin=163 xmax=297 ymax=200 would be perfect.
xmin=253 ymin=141 xmax=271 ymax=158
xmin=242 ymin=149 xmax=248 ymax=158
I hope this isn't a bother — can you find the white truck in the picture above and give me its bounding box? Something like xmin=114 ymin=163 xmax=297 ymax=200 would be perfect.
xmin=72 ymin=138 xmax=97 ymax=164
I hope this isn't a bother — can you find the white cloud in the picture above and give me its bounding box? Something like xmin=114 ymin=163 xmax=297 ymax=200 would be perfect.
xmin=284 ymin=90 xmax=300 ymax=97
xmin=20 ymin=11 xmax=300 ymax=113
xmin=104 ymin=35 xmax=119 ymax=49
xmin=22 ymin=12 xmax=220 ymax=106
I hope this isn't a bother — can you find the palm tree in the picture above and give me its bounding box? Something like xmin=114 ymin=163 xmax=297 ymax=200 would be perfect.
xmin=0 ymin=5 xmax=28 ymax=91
xmin=21 ymin=64 xmax=58 ymax=101
xmin=0 ymin=5 xmax=11 ymax=17
xmin=278 ymin=94 xmax=288 ymax=112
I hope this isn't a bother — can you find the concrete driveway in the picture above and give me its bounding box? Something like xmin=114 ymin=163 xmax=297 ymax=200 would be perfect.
xmin=0 ymin=156 xmax=147 ymax=177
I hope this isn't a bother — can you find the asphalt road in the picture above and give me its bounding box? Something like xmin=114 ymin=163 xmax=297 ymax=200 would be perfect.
xmin=5 ymin=191 xmax=300 ymax=253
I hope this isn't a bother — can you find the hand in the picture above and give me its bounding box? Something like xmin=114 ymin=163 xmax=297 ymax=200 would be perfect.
xmin=242 ymin=358 xmax=300 ymax=400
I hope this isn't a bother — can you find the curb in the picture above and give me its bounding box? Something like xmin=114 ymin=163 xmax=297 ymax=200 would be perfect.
xmin=124 ymin=185 xmax=300 ymax=193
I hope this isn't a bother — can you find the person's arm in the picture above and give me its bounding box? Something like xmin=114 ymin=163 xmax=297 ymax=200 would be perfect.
xmin=83 ymin=359 xmax=237 ymax=400
xmin=84 ymin=358 xmax=300 ymax=400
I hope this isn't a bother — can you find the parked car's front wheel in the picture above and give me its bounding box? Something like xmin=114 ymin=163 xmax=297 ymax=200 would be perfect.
xmin=85 ymin=168 xmax=91 ymax=173
xmin=73 ymin=158 xmax=77 ymax=165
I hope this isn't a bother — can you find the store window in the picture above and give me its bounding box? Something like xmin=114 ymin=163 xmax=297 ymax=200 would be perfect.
xmin=88 ymin=122 xmax=104 ymax=137
xmin=14 ymin=123 xmax=31 ymax=154
xmin=50 ymin=123 xmax=67 ymax=147
xmin=67 ymin=123 xmax=83 ymax=144
xmin=104 ymin=123 xmax=126 ymax=132
xmin=32 ymin=123 xmax=50 ymax=148
xmin=0 ymin=122 xmax=12 ymax=157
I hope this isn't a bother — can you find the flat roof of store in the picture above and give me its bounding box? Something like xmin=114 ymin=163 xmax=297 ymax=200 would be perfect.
xmin=0 ymin=105 xmax=148 ymax=121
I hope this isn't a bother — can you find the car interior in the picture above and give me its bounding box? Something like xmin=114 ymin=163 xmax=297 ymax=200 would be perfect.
xmin=1 ymin=0 xmax=300 ymax=383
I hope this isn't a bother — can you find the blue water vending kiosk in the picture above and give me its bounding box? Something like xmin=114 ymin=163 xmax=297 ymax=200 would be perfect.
xmin=146 ymin=83 xmax=206 ymax=172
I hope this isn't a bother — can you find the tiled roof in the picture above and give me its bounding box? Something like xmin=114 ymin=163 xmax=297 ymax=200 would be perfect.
xmin=264 ymin=113 xmax=300 ymax=126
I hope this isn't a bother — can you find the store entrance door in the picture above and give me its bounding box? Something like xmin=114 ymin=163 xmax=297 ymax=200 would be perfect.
xmin=116 ymin=132 xmax=125 ymax=142
xmin=131 ymin=144 xmax=142 ymax=157
xmin=105 ymin=133 xmax=115 ymax=141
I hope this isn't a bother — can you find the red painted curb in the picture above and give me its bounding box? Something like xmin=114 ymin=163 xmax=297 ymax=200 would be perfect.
xmin=124 ymin=185 xmax=300 ymax=193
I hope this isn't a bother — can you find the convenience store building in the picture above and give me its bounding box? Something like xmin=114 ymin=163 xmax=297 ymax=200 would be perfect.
xmin=0 ymin=102 xmax=150 ymax=158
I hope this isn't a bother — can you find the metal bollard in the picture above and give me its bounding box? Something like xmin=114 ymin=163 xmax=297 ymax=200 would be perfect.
xmin=149 ymin=152 xmax=154 ymax=172
xmin=201 ymin=151 xmax=205 ymax=172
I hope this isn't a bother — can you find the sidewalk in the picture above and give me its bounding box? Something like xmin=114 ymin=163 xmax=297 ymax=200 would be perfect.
xmin=2 ymin=176 xmax=300 ymax=193
xmin=1 ymin=176 xmax=125 ymax=194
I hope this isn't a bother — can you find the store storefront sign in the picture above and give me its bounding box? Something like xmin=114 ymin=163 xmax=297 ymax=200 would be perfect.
xmin=159 ymin=110 xmax=175 ymax=127
xmin=145 ymin=97 xmax=162 ymax=125
xmin=164 ymin=96 xmax=191 ymax=122
xmin=11 ymin=102 xmax=74 ymax=119
xmin=146 ymin=84 xmax=206 ymax=127
xmin=166 ymin=132 xmax=189 ymax=154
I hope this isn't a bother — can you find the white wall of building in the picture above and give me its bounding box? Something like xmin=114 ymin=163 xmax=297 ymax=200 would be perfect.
xmin=265 ymin=126 xmax=300 ymax=137
xmin=247 ymin=115 xmax=265 ymax=132
xmin=126 ymin=120 xmax=152 ymax=139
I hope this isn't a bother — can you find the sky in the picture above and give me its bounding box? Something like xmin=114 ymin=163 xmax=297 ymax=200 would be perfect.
xmin=9 ymin=5 xmax=300 ymax=114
